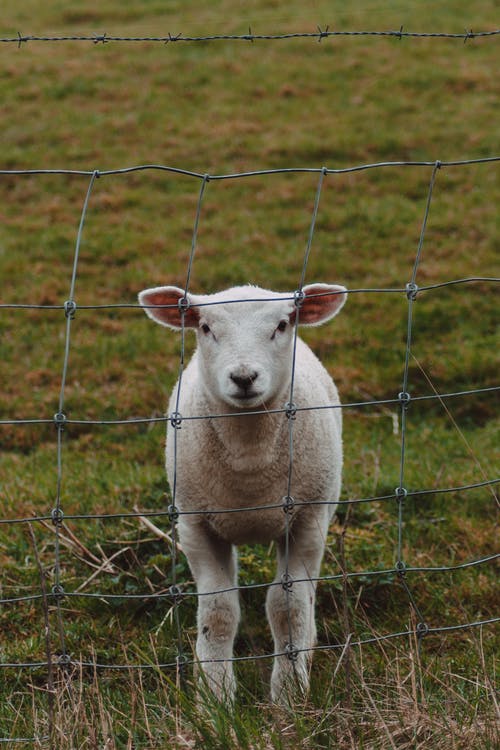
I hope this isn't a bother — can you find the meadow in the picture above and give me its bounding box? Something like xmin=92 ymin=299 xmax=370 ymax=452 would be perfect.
xmin=0 ymin=1 xmax=498 ymax=748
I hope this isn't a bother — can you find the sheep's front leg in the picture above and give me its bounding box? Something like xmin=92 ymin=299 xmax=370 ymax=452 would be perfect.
xmin=265 ymin=512 xmax=329 ymax=703
xmin=179 ymin=519 xmax=240 ymax=702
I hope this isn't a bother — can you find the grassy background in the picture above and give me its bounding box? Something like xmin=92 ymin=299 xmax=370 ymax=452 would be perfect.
xmin=0 ymin=1 xmax=498 ymax=747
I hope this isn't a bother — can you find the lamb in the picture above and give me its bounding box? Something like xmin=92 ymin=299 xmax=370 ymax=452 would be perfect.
xmin=138 ymin=282 xmax=347 ymax=703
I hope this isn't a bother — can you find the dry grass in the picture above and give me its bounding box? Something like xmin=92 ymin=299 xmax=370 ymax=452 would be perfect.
xmin=14 ymin=631 xmax=498 ymax=749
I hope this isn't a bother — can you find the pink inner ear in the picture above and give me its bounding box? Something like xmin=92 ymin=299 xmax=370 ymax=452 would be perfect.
xmin=298 ymin=285 xmax=346 ymax=324
xmin=143 ymin=288 xmax=199 ymax=328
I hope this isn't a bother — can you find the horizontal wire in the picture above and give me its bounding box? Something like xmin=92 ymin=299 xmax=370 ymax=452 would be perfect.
xmin=1 ymin=552 xmax=497 ymax=607
xmin=1 ymin=477 xmax=498 ymax=528
xmin=1 ymin=615 xmax=498 ymax=673
xmin=0 ymin=156 xmax=499 ymax=181
xmin=1 ymin=276 xmax=499 ymax=312
xmin=0 ymin=385 xmax=498 ymax=427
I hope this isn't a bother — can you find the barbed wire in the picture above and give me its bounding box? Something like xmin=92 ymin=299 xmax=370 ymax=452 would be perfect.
xmin=0 ymin=155 xmax=498 ymax=744
xmin=1 ymin=27 xmax=499 ymax=48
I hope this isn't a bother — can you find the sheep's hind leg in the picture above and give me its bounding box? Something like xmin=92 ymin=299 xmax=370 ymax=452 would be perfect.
xmin=266 ymin=514 xmax=328 ymax=703
xmin=179 ymin=520 xmax=240 ymax=702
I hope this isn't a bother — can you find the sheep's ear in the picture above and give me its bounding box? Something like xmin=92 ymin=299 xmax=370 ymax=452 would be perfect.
xmin=138 ymin=286 xmax=200 ymax=329
xmin=294 ymin=283 xmax=347 ymax=326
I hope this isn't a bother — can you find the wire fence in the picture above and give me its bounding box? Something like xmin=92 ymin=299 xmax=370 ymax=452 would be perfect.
xmin=0 ymin=155 xmax=499 ymax=743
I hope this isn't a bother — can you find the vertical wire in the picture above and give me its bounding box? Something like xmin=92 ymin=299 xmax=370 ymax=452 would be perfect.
xmin=397 ymin=161 xmax=440 ymax=650
xmin=298 ymin=166 xmax=327 ymax=291
xmin=183 ymin=174 xmax=209 ymax=297
xmin=283 ymin=168 xmax=327 ymax=670
xmin=52 ymin=170 xmax=99 ymax=672
xmin=288 ymin=167 xmax=327 ymax=407
xmin=57 ymin=170 xmax=100 ymax=413
xmin=410 ymin=161 xmax=441 ymax=287
xmin=168 ymin=174 xmax=209 ymax=684
xmin=69 ymin=170 xmax=100 ymax=303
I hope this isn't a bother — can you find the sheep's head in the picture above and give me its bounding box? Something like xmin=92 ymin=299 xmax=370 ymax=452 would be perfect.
xmin=138 ymin=284 xmax=346 ymax=409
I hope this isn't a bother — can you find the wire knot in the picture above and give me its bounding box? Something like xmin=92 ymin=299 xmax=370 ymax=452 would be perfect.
xmin=282 ymin=495 xmax=295 ymax=514
xmin=405 ymin=282 xmax=418 ymax=301
xmin=395 ymin=486 xmax=408 ymax=502
xmin=64 ymin=299 xmax=77 ymax=319
xmin=53 ymin=412 xmax=67 ymax=430
xmin=169 ymin=411 xmax=183 ymax=429
xmin=281 ymin=572 xmax=294 ymax=591
xmin=416 ymin=621 xmax=429 ymax=638
xmin=398 ymin=391 xmax=411 ymax=408
xmin=284 ymin=642 xmax=299 ymax=662
xmin=293 ymin=289 xmax=305 ymax=308
xmin=51 ymin=507 xmax=64 ymax=526
xmin=395 ymin=559 xmax=407 ymax=575
xmin=169 ymin=584 xmax=182 ymax=602
xmin=178 ymin=296 xmax=190 ymax=314
xmin=176 ymin=652 xmax=188 ymax=669
xmin=168 ymin=504 xmax=180 ymax=523
xmin=284 ymin=402 xmax=297 ymax=420
xmin=51 ymin=584 xmax=66 ymax=600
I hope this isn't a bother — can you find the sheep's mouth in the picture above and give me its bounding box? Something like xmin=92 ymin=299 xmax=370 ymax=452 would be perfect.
xmin=230 ymin=390 xmax=263 ymax=405
xmin=233 ymin=392 xmax=260 ymax=401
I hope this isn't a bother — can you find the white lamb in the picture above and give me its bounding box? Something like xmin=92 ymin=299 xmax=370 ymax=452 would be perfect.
xmin=138 ymin=282 xmax=347 ymax=703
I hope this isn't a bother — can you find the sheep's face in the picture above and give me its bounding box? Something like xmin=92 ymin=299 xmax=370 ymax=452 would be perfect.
xmin=139 ymin=284 xmax=347 ymax=409
xmin=195 ymin=298 xmax=297 ymax=409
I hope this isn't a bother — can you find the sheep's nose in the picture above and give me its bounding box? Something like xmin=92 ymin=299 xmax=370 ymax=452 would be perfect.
xmin=230 ymin=371 xmax=258 ymax=391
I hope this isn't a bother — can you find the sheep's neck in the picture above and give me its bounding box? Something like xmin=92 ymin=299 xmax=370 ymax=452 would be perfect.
xmin=210 ymin=409 xmax=286 ymax=473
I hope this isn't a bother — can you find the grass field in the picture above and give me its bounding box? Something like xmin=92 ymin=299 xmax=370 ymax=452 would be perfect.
xmin=0 ymin=1 xmax=498 ymax=748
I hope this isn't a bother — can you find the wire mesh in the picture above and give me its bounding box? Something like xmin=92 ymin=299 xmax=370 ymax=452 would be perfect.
xmin=0 ymin=161 xmax=498 ymax=742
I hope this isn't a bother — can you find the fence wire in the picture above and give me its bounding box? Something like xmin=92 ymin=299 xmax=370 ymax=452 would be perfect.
xmin=1 ymin=27 xmax=500 ymax=46
xmin=0 ymin=156 xmax=498 ymax=745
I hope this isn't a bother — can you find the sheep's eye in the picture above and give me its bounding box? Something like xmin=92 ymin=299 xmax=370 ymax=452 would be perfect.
xmin=271 ymin=320 xmax=288 ymax=340
xmin=201 ymin=323 xmax=211 ymax=335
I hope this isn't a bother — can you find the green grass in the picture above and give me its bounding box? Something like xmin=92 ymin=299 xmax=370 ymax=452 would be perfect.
xmin=0 ymin=0 xmax=499 ymax=747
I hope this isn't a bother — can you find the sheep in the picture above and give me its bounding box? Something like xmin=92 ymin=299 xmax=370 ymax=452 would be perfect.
xmin=138 ymin=282 xmax=347 ymax=703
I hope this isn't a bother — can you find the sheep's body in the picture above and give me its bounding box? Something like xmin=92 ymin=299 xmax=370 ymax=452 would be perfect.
xmin=139 ymin=283 xmax=347 ymax=702
xmin=169 ymin=337 xmax=341 ymax=545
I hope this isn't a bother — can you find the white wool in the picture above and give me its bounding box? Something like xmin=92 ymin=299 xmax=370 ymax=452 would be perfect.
xmin=139 ymin=282 xmax=347 ymax=702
